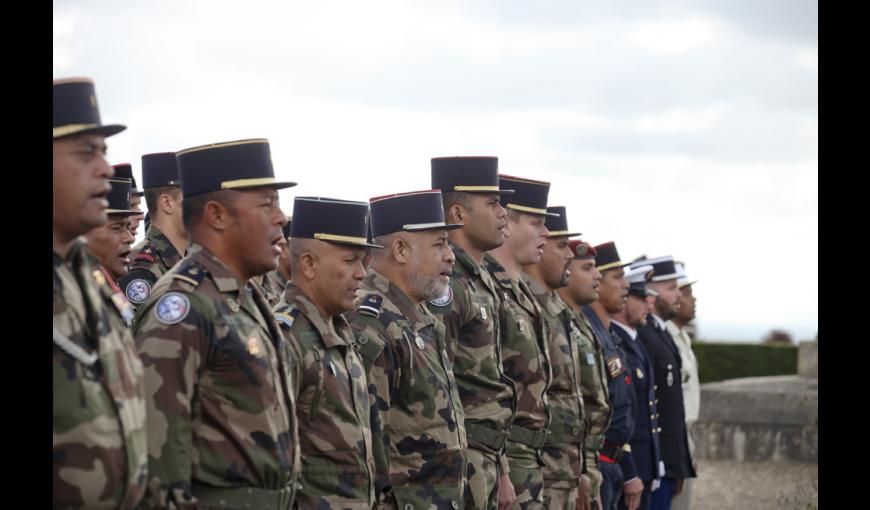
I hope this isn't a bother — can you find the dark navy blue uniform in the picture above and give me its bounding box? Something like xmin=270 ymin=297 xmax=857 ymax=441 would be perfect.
xmin=636 ymin=315 xmax=695 ymax=510
xmin=583 ymin=307 xmax=636 ymax=510
xmin=611 ymin=320 xmax=663 ymax=510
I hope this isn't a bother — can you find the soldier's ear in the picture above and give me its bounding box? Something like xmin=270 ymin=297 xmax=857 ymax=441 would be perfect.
xmin=392 ymin=236 xmax=409 ymax=264
xmin=447 ymin=203 xmax=464 ymax=225
xmin=203 ymin=200 xmax=229 ymax=231
xmin=299 ymin=251 xmax=317 ymax=280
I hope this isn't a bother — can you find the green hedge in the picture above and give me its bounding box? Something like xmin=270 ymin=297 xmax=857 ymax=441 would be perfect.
xmin=692 ymin=342 xmax=798 ymax=384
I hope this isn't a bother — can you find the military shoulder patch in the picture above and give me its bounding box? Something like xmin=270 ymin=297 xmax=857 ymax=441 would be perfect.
xmin=606 ymin=354 xmax=625 ymax=378
xmin=357 ymin=294 xmax=383 ymax=317
xmin=428 ymin=286 xmax=454 ymax=307
xmin=274 ymin=306 xmax=300 ymax=329
xmin=125 ymin=278 xmax=152 ymax=304
xmin=154 ymin=292 xmax=191 ymax=325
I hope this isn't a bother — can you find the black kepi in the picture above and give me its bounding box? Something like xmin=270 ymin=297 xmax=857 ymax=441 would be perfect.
xmin=431 ymin=156 xmax=514 ymax=194
xmin=291 ymin=197 xmax=380 ymax=248
xmin=53 ymin=78 xmax=125 ymax=139
xmin=594 ymin=241 xmax=631 ymax=272
xmin=142 ymin=152 xmax=181 ymax=189
xmin=106 ymin=178 xmax=140 ymax=217
xmin=112 ymin=163 xmax=144 ymax=196
xmin=369 ymin=190 xmax=463 ymax=238
xmin=544 ymin=206 xmax=581 ymax=237
xmin=498 ymin=175 xmax=558 ymax=216
xmin=176 ymin=139 xmax=296 ymax=197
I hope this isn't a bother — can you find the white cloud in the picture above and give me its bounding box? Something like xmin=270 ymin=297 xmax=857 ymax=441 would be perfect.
xmin=627 ymin=17 xmax=716 ymax=55
xmin=54 ymin=1 xmax=817 ymax=341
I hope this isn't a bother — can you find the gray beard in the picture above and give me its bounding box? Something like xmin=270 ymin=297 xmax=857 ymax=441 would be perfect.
xmin=407 ymin=255 xmax=446 ymax=301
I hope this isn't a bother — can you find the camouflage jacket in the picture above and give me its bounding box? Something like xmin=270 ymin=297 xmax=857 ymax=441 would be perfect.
xmin=347 ymin=270 xmax=468 ymax=510
xmin=482 ymin=255 xmax=552 ymax=439
xmin=273 ymin=284 xmax=376 ymax=509
xmin=267 ymin=270 xmax=288 ymax=300
xmin=53 ymin=238 xmax=147 ymax=509
xmin=525 ymin=276 xmax=586 ymax=486
xmin=425 ymin=244 xmax=516 ymax=454
xmin=572 ymin=311 xmax=612 ymax=438
xmin=253 ymin=272 xmax=283 ymax=309
xmin=132 ymin=243 xmax=299 ymax=509
xmin=119 ymin=224 xmax=183 ymax=307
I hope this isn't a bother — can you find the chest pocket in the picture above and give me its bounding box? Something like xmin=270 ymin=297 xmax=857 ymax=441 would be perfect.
xmin=214 ymin=308 xmax=279 ymax=408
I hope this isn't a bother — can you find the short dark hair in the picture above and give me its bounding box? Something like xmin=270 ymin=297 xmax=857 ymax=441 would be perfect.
xmin=181 ymin=190 xmax=239 ymax=235
xmin=442 ymin=191 xmax=475 ymax=215
xmin=144 ymin=186 xmax=182 ymax=219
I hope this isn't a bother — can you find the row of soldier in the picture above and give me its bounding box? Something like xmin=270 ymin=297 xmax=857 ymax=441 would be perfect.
xmin=53 ymin=77 xmax=701 ymax=510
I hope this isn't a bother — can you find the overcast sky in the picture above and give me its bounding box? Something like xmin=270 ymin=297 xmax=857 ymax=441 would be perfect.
xmin=54 ymin=0 xmax=817 ymax=342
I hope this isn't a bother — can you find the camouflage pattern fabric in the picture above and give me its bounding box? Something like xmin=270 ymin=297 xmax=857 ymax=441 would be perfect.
xmin=426 ymin=244 xmax=516 ymax=510
xmin=347 ymin=270 xmax=468 ymax=510
xmin=524 ymin=277 xmax=585 ymax=497
xmin=273 ymin=284 xmax=376 ymax=509
xmin=253 ymin=272 xmax=283 ymax=308
xmin=132 ymin=243 xmax=299 ymax=509
xmin=482 ymin=256 xmax=552 ymax=510
xmin=53 ymin=238 xmax=147 ymax=509
xmin=541 ymin=486 xmax=579 ymax=510
xmin=266 ymin=269 xmax=288 ymax=300
xmin=119 ymin=225 xmax=182 ymax=308
xmin=572 ymin=311 xmax=612 ymax=502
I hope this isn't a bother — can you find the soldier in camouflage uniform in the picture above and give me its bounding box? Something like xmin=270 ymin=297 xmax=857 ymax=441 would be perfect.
xmin=112 ymin=163 xmax=146 ymax=238
xmin=119 ymin=152 xmax=188 ymax=308
xmin=524 ymin=206 xmax=589 ymax=510
xmin=133 ymin=139 xmax=300 ymax=509
xmin=582 ymin=242 xmax=640 ymax=510
xmin=557 ymin=242 xmax=614 ymax=510
xmin=427 ymin=156 xmax=518 ymax=510
xmin=83 ymin=177 xmax=140 ymax=291
xmin=273 ymin=197 xmax=379 ymax=508
xmin=484 ymin=175 xmax=555 ymax=510
xmin=263 ymin=217 xmax=292 ymax=301
xmin=53 ymin=77 xmax=148 ymax=509
xmin=347 ymin=190 xmax=468 ymax=510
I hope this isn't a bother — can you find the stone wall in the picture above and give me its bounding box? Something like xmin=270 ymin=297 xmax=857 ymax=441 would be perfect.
xmin=691 ymin=374 xmax=817 ymax=463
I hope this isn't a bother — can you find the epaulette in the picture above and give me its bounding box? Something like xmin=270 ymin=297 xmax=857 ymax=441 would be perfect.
xmin=274 ymin=306 xmax=301 ymax=329
xmin=171 ymin=263 xmax=208 ymax=288
xmin=134 ymin=244 xmax=157 ymax=264
xmin=356 ymin=294 xmax=383 ymax=318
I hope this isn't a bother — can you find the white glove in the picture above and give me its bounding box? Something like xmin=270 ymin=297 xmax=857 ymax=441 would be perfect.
xmin=651 ymin=479 xmax=661 ymax=492
xmin=658 ymin=460 xmax=666 ymax=478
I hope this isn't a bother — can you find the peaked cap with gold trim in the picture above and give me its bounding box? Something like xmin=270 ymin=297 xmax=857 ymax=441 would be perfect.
xmin=291 ymin=197 xmax=380 ymax=248
xmin=53 ymin=78 xmax=126 ymax=139
xmin=176 ymin=138 xmax=296 ymax=197
xmin=498 ymin=174 xmax=558 ymax=217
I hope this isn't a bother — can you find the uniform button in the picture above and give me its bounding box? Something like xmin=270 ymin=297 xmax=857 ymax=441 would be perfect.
xmin=657 ymin=427 xmax=662 ymax=432
xmin=649 ymin=401 xmax=653 ymax=406
xmin=452 ymin=501 xmax=460 ymax=509
xmin=572 ymin=427 xmax=581 ymax=435
xmin=404 ymin=504 xmax=414 ymax=510
xmin=650 ymin=415 xmax=655 ymax=420
xmin=654 ymin=385 xmax=658 ymax=390
xmin=358 ymin=336 xmax=368 ymax=345
xmin=655 ymin=399 xmax=659 ymax=404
